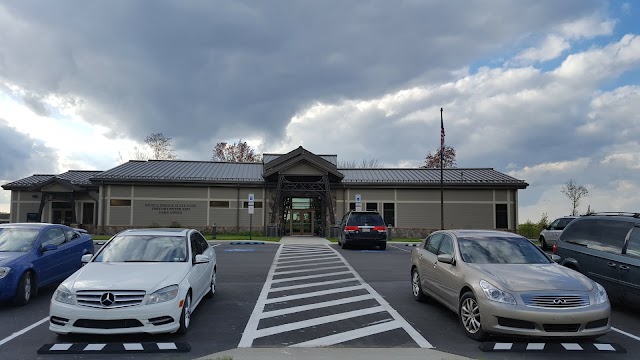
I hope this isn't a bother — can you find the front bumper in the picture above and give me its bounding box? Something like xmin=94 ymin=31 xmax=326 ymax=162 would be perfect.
xmin=49 ymin=297 xmax=183 ymax=335
xmin=479 ymin=298 xmax=611 ymax=338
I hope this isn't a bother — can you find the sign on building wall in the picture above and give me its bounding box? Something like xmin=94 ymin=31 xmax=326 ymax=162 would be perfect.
xmin=145 ymin=203 xmax=197 ymax=215
xmin=355 ymin=194 xmax=362 ymax=211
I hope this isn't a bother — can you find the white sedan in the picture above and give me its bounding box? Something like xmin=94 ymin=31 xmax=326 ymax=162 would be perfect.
xmin=49 ymin=228 xmax=216 ymax=335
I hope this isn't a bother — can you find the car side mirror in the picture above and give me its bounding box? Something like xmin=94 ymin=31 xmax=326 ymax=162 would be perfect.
xmin=81 ymin=254 xmax=93 ymax=263
xmin=194 ymin=254 xmax=210 ymax=264
xmin=40 ymin=244 xmax=58 ymax=253
xmin=550 ymin=254 xmax=561 ymax=263
xmin=437 ymin=254 xmax=455 ymax=265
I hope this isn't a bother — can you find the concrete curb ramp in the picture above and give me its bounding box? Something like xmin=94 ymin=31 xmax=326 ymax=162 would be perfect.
xmin=197 ymin=348 xmax=474 ymax=360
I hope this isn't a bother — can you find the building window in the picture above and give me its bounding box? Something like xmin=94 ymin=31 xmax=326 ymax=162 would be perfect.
xmin=495 ymin=204 xmax=508 ymax=229
xmin=82 ymin=203 xmax=94 ymax=224
xmin=349 ymin=202 xmax=356 ymax=211
xmin=26 ymin=213 xmax=39 ymax=222
xmin=110 ymin=199 xmax=131 ymax=206
xmin=366 ymin=203 xmax=378 ymax=211
xmin=210 ymin=201 xmax=230 ymax=208
xmin=383 ymin=203 xmax=395 ymax=227
xmin=243 ymin=201 xmax=263 ymax=208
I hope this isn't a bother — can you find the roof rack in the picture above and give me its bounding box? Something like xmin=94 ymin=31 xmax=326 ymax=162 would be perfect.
xmin=585 ymin=212 xmax=640 ymax=218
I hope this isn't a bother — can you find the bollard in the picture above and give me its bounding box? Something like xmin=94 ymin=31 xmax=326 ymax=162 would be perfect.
xmin=212 ymin=223 xmax=217 ymax=239
xmin=387 ymin=224 xmax=393 ymax=241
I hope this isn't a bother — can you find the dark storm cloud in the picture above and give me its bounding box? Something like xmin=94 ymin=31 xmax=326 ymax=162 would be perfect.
xmin=0 ymin=0 xmax=602 ymax=157
xmin=0 ymin=119 xmax=59 ymax=182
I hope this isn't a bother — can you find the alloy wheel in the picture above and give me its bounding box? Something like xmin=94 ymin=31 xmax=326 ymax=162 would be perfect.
xmin=412 ymin=271 xmax=420 ymax=297
xmin=460 ymin=297 xmax=481 ymax=334
xmin=24 ymin=274 xmax=32 ymax=302
xmin=184 ymin=295 xmax=191 ymax=329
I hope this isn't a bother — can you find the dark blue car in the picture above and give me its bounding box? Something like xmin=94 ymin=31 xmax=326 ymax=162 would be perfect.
xmin=0 ymin=223 xmax=94 ymax=305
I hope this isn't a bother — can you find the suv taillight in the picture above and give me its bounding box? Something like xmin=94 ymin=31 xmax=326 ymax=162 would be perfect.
xmin=373 ymin=226 xmax=387 ymax=232
xmin=344 ymin=226 xmax=359 ymax=231
xmin=552 ymin=243 xmax=558 ymax=254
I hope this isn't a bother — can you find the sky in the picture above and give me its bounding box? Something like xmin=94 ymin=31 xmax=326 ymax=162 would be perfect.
xmin=1 ymin=0 xmax=639 ymax=224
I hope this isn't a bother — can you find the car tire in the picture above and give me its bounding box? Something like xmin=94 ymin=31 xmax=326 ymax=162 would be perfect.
xmin=205 ymin=269 xmax=216 ymax=299
xmin=341 ymin=241 xmax=349 ymax=250
xmin=411 ymin=268 xmax=428 ymax=302
xmin=177 ymin=292 xmax=192 ymax=334
xmin=539 ymin=236 xmax=548 ymax=250
xmin=459 ymin=291 xmax=488 ymax=341
xmin=13 ymin=271 xmax=34 ymax=306
xmin=379 ymin=242 xmax=386 ymax=250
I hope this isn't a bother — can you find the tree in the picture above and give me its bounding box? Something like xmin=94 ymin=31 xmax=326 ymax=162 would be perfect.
xmin=145 ymin=133 xmax=177 ymax=160
xmin=422 ymin=145 xmax=456 ymax=168
xmin=561 ymin=179 xmax=589 ymax=216
xmin=338 ymin=158 xmax=383 ymax=168
xmin=117 ymin=132 xmax=177 ymax=163
xmin=212 ymin=140 xmax=262 ymax=162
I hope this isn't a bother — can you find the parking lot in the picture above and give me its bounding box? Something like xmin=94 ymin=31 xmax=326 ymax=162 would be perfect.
xmin=1 ymin=241 xmax=639 ymax=359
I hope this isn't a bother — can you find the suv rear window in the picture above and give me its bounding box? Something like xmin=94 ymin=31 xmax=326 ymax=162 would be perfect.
xmin=347 ymin=212 xmax=384 ymax=226
xmin=560 ymin=218 xmax=632 ymax=254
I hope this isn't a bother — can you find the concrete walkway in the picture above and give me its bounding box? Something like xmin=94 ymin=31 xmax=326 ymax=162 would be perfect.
xmin=278 ymin=236 xmax=332 ymax=245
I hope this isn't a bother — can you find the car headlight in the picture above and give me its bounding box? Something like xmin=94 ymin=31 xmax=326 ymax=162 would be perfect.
xmin=594 ymin=282 xmax=608 ymax=305
xmin=54 ymin=285 xmax=75 ymax=305
xmin=0 ymin=267 xmax=10 ymax=279
xmin=480 ymin=280 xmax=516 ymax=305
xmin=146 ymin=285 xmax=179 ymax=305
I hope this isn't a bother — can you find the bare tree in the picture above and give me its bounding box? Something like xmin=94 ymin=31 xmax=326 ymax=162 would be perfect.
xmin=561 ymin=179 xmax=589 ymax=216
xmin=212 ymin=140 xmax=261 ymax=162
xmin=422 ymin=145 xmax=456 ymax=168
xmin=338 ymin=158 xmax=383 ymax=168
xmin=145 ymin=133 xmax=177 ymax=160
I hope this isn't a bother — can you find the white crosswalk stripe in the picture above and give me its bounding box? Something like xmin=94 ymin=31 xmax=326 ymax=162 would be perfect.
xmin=238 ymin=243 xmax=433 ymax=348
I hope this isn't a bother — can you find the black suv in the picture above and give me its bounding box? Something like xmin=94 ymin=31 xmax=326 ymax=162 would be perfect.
xmin=338 ymin=210 xmax=387 ymax=250
xmin=555 ymin=213 xmax=640 ymax=306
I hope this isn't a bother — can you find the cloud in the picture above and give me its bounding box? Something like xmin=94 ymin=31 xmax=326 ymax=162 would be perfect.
xmin=513 ymin=35 xmax=570 ymax=64
xmin=557 ymin=13 xmax=615 ymax=39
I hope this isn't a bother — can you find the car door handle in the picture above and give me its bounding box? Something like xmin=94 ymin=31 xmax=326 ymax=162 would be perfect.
xmin=608 ymin=262 xmax=617 ymax=268
xmin=619 ymin=265 xmax=630 ymax=271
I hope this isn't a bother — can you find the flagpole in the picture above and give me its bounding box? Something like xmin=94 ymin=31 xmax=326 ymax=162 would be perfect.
xmin=440 ymin=107 xmax=444 ymax=230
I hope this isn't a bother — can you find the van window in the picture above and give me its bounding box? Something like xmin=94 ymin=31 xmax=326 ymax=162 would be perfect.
xmin=562 ymin=219 xmax=630 ymax=254
xmin=625 ymin=227 xmax=640 ymax=259
xmin=347 ymin=213 xmax=384 ymax=226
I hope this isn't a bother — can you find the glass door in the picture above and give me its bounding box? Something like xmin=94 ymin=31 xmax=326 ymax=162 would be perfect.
xmin=290 ymin=210 xmax=314 ymax=235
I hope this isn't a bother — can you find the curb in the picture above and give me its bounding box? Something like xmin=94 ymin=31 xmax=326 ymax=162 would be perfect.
xmin=230 ymin=241 xmax=265 ymax=245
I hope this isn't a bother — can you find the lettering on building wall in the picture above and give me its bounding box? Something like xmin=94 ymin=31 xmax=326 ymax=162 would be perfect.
xmin=144 ymin=203 xmax=197 ymax=215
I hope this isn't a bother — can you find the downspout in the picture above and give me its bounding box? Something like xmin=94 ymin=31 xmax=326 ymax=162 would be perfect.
xmin=236 ymin=186 xmax=240 ymax=234
xmin=100 ymin=185 xmax=106 ymax=234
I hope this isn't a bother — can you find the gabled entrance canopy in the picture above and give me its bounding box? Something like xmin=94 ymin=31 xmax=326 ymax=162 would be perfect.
xmin=262 ymin=146 xmax=344 ymax=182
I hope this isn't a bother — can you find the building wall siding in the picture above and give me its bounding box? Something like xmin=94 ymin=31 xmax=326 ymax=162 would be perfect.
xmin=133 ymin=186 xmax=207 ymax=199
xmin=110 ymin=185 xmax=132 ymax=197
xmin=351 ymin=189 xmax=394 ymax=201
xmin=239 ymin=209 xmax=264 ymax=226
xmin=397 ymin=189 xmax=440 ymax=201
xmin=239 ymin=188 xmax=264 ymax=200
xmin=397 ymin=203 xmax=440 ymax=228
xmin=109 ymin=207 xmax=132 ymax=225
xmin=281 ymin=162 xmax=327 ymax=176
xmin=494 ymin=190 xmax=508 ymax=201
xmin=11 ymin=191 xmax=17 ymax=202
xmin=211 ymin=187 xmax=238 ymax=199
xmin=11 ymin=203 xmax=18 ymax=222
xmin=42 ymin=183 xmax=71 ymax=192
xmin=444 ymin=203 xmax=494 ymax=229
xmin=17 ymin=203 xmax=40 ymax=222
xmin=209 ymin=209 xmax=237 ymax=227
xmin=445 ymin=190 xmax=493 ymax=202
xmin=20 ymin=191 xmax=42 ymax=200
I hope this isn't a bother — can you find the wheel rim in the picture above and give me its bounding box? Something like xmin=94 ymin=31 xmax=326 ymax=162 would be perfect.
xmin=24 ymin=274 xmax=32 ymax=301
xmin=461 ymin=298 xmax=481 ymax=334
xmin=211 ymin=272 xmax=216 ymax=294
xmin=412 ymin=271 xmax=420 ymax=297
xmin=184 ymin=295 xmax=191 ymax=328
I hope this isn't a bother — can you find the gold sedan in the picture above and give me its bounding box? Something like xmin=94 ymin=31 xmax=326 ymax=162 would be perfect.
xmin=410 ymin=230 xmax=610 ymax=341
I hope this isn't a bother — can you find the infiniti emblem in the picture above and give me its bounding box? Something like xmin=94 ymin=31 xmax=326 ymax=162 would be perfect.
xmin=100 ymin=292 xmax=116 ymax=307
xmin=553 ymin=298 xmax=566 ymax=305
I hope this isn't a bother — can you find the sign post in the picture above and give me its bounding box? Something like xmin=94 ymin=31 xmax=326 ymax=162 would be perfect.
xmin=355 ymin=194 xmax=362 ymax=212
xmin=248 ymin=194 xmax=254 ymax=240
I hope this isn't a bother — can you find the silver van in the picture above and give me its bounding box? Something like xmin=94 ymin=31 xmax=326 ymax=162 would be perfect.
xmin=555 ymin=213 xmax=640 ymax=306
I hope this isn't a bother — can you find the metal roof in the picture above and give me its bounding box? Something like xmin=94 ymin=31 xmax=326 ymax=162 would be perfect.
xmin=91 ymin=160 xmax=265 ymax=182
xmin=339 ymin=168 xmax=527 ymax=187
xmin=264 ymin=154 xmax=338 ymax=166
xmin=57 ymin=171 xmax=104 ymax=185
xmin=2 ymin=174 xmax=55 ymax=189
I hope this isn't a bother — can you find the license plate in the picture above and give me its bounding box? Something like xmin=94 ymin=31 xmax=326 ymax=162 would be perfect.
xmin=362 ymin=228 xmax=370 ymax=232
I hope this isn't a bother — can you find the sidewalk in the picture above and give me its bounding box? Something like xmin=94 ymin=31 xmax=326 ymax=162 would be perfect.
xmin=198 ymin=347 xmax=474 ymax=360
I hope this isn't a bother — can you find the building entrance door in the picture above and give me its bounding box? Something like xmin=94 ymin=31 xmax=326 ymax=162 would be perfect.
xmin=52 ymin=209 xmax=73 ymax=225
xmin=290 ymin=210 xmax=314 ymax=236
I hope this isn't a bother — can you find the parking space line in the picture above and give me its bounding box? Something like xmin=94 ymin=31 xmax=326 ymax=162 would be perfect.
xmin=612 ymin=327 xmax=640 ymax=342
xmin=0 ymin=317 xmax=49 ymax=347
xmin=265 ymin=284 xmax=364 ymax=304
xmin=254 ymin=306 xmax=387 ymax=338
xmin=275 ymin=260 xmax=344 ymax=270
xmin=388 ymin=245 xmax=411 ymax=253
xmin=261 ymin=294 xmax=375 ymax=318
xmin=270 ymin=278 xmax=357 ymax=292
xmin=276 ymin=255 xmax=338 ymax=265
xmin=278 ymin=253 xmax=339 ymax=260
xmin=291 ymin=321 xmax=403 ymax=347
xmin=280 ymin=250 xmax=334 ymax=256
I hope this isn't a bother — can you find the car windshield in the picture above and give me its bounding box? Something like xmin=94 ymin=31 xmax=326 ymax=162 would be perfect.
xmin=0 ymin=228 xmax=39 ymax=252
xmin=458 ymin=236 xmax=550 ymax=264
xmin=93 ymin=235 xmax=187 ymax=263
xmin=347 ymin=213 xmax=384 ymax=226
